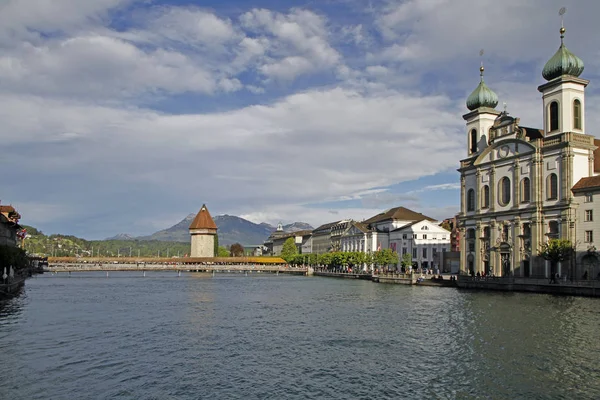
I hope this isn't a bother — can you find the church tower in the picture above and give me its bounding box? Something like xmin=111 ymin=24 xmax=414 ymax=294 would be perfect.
xmin=538 ymin=25 xmax=587 ymax=136
xmin=189 ymin=204 xmax=218 ymax=257
xmin=463 ymin=64 xmax=500 ymax=156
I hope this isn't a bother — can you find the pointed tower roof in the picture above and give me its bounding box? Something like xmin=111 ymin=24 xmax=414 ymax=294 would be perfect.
xmin=542 ymin=27 xmax=584 ymax=81
xmin=189 ymin=204 xmax=218 ymax=230
xmin=466 ymin=65 xmax=498 ymax=111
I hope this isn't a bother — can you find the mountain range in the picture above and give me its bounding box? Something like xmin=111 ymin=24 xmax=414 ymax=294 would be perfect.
xmin=107 ymin=214 xmax=313 ymax=246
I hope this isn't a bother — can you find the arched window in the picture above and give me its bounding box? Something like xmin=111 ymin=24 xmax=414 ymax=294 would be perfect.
xmin=549 ymin=101 xmax=559 ymax=131
xmin=481 ymin=185 xmax=490 ymax=209
xmin=498 ymin=177 xmax=511 ymax=206
xmin=547 ymin=173 xmax=558 ymax=200
xmin=467 ymin=189 xmax=475 ymax=211
xmin=573 ymin=99 xmax=582 ymax=130
xmin=521 ymin=177 xmax=531 ymax=203
xmin=470 ymin=129 xmax=477 ymax=154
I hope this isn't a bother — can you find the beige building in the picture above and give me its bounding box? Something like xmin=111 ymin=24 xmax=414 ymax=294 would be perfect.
xmin=572 ymin=176 xmax=600 ymax=280
xmin=458 ymin=24 xmax=599 ymax=279
xmin=189 ymin=204 xmax=217 ymax=257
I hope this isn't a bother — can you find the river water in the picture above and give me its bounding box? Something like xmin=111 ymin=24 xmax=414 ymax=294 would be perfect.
xmin=1 ymin=273 xmax=599 ymax=399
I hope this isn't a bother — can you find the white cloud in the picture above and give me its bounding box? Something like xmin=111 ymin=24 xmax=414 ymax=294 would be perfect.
xmin=240 ymin=8 xmax=342 ymax=81
xmin=2 ymin=0 xmax=599 ymax=238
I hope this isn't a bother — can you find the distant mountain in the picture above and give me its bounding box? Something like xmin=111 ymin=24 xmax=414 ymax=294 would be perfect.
xmin=283 ymin=222 xmax=313 ymax=232
xmin=136 ymin=214 xmax=313 ymax=246
xmin=137 ymin=213 xmax=196 ymax=243
xmin=105 ymin=233 xmax=136 ymax=241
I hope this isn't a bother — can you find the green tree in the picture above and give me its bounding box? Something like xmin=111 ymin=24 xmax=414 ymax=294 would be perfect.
xmin=539 ymin=239 xmax=574 ymax=280
xmin=217 ymin=246 xmax=230 ymax=257
xmin=401 ymin=253 xmax=412 ymax=270
xmin=281 ymin=237 xmax=298 ymax=262
xmin=229 ymin=243 xmax=245 ymax=257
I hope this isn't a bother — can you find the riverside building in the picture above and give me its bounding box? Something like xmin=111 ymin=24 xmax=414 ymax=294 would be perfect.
xmin=458 ymin=23 xmax=599 ymax=279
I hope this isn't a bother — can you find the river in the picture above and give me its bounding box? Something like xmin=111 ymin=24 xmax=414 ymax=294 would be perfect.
xmin=1 ymin=273 xmax=599 ymax=399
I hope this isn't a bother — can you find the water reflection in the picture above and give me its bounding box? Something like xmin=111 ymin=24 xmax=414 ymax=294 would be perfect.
xmin=0 ymin=274 xmax=598 ymax=399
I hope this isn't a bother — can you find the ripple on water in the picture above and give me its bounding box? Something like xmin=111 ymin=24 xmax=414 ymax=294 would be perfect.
xmin=0 ymin=275 xmax=599 ymax=399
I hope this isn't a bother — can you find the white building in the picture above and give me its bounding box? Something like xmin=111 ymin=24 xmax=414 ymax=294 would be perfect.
xmin=389 ymin=219 xmax=451 ymax=270
xmin=458 ymin=24 xmax=599 ymax=279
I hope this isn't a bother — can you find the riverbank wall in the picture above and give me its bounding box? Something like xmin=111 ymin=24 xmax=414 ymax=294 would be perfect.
xmin=457 ymin=276 xmax=600 ymax=297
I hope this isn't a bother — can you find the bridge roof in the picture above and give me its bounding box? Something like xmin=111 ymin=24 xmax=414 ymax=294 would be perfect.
xmin=189 ymin=204 xmax=217 ymax=230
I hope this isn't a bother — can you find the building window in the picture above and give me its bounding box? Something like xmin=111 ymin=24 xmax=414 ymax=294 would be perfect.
xmin=585 ymin=210 xmax=593 ymax=222
xmin=548 ymin=221 xmax=559 ymax=239
xmin=423 ymin=234 xmax=427 ymax=239
xmin=422 ymin=248 xmax=427 ymax=258
xmin=467 ymin=229 xmax=475 ymax=239
xmin=467 ymin=189 xmax=475 ymax=211
xmin=549 ymin=101 xmax=559 ymax=131
xmin=442 ymin=248 xmax=446 ymax=253
xmin=547 ymin=173 xmax=558 ymax=200
xmin=432 ymin=248 xmax=437 ymax=256
xmin=412 ymin=248 xmax=417 ymax=258
xmin=470 ymin=129 xmax=477 ymax=154
xmin=481 ymin=185 xmax=490 ymax=209
xmin=585 ymin=230 xmax=593 ymax=243
xmin=498 ymin=177 xmax=511 ymax=206
xmin=573 ymin=99 xmax=582 ymax=130
xmin=468 ymin=242 xmax=475 ymax=252
xmin=402 ymin=234 xmax=407 ymax=239
xmin=483 ymin=226 xmax=490 ymax=239
xmin=413 ymin=234 xmax=417 ymax=239
xmin=402 ymin=247 xmax=407 ymax=255
xmin=521 ymin=177 xmax=531 ymax=203
xmin=585 ymin=193 xmax=593 ymax=203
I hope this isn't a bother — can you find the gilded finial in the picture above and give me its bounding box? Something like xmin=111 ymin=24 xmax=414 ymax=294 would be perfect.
xmin=559 ymin=7 xmax=566 ymax=43
xmin=479 ymin=49 xmax=485 ymax=79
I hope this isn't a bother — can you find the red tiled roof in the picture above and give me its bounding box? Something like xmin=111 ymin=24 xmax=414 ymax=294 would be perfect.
xmin=572 ymin=175 xmax=600 ymax=191
xmin=0 ymin=205 xmax=17 ymax=213
xmin=189 ymin=204 xmax=217 ymax=230
xmin=363 ymin=206 xmax=435 ymax=225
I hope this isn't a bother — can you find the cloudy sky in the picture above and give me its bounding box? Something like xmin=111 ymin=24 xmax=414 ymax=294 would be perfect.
xmin=1 ymin=0 xmax=599 ymax=239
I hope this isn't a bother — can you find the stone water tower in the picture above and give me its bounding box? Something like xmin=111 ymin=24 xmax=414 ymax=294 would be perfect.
xmin=189 ymin=204 xmax=217 ymax=257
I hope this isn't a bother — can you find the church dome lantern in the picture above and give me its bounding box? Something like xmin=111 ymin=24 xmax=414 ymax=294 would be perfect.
xmin=542 ymin=27 xmax=584 ymax=81
xmin=466 ymin=66 xmax=499 ymax=111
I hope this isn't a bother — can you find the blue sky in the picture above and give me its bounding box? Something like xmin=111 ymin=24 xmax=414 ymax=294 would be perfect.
xmin=1 ymin=0 xmax=599 ymax=239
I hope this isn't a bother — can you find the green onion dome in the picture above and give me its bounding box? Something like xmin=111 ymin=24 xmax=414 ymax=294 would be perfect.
xmin=542 ymin=27 xmax=584 ymax=81
xmin=466 ymin=66 xmax=499 ymax=111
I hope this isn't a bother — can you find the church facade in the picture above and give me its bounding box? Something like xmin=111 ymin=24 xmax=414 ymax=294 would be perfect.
xmin=458 ymin=25 xmax=599 ymax=279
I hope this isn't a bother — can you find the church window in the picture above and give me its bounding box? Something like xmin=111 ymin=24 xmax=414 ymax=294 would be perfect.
xmin=547 ymin=173 xmax=558 ymax=200
xmin=521 ymin=178 xmax=531 ymax=203
xmin=498 ymin=177 xmax=511 ymax=206
xmin=549 ymin=101 xmax=559 ymax=131
xmin=483 ymin=226 xmax=490 ymax=239
xmin=470 ymin=129 xmax=477 ymax=154
xmin=467 ymin=189 xmax=475 ymax=211
xmin=481 ymin=185 xmax=490 ymax=209
xmin=548 ymin=221 xmax=559 ymax=238
xmin=573 ymin=99 xmax=582 ymax=130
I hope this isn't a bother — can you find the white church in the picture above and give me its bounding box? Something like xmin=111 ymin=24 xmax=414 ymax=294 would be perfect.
xmin=458 ymin=23 xmax=600 ymax=280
